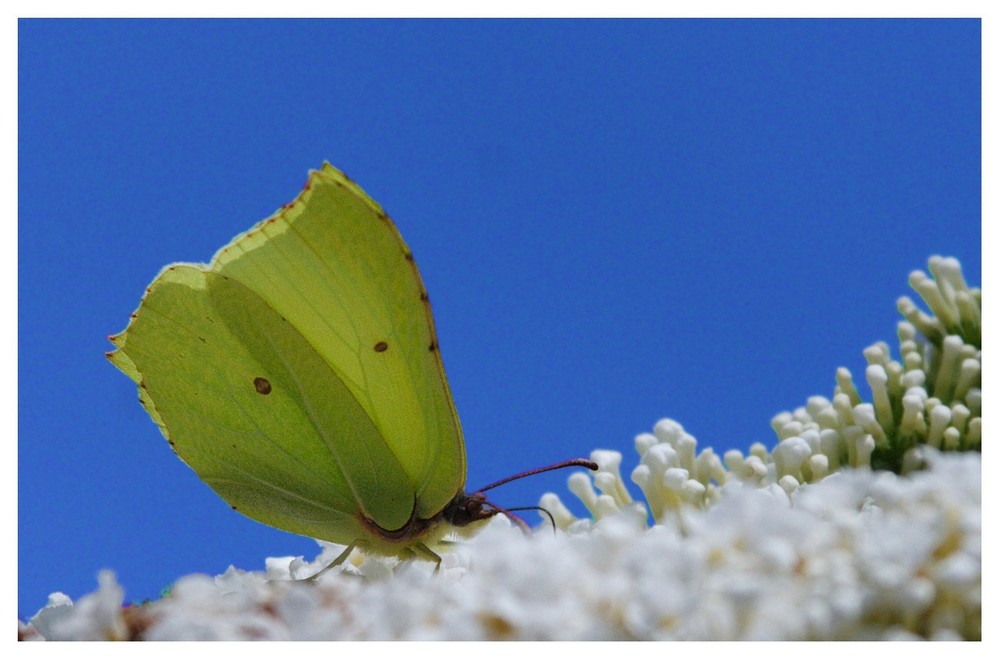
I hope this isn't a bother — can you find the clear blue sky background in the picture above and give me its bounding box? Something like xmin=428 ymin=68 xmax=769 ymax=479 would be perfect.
xmin=18 ymin=19 xmax=980 ymax=618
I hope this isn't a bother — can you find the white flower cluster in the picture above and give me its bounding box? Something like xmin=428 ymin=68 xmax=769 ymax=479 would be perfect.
xmin=19 ymin=449 xmax=980 ymax=640
xmin=19 ymin=256 xmax=980 ymax=640
xmin=781 ymin=256 xmax=980 ymax=473
xmin=540 ymin=257 xmax=981 ymax=531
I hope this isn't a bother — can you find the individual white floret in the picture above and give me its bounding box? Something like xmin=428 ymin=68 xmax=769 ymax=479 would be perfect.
xmin=634 ymin=432 xmax=658 ymax=456
xmin=49 ymin=571 xmax=126 ymax=641
xmin=723 ymin=448 xmax=745 ymax=474
xmin=954 ymin=358 xmax=980 ymax=402
xmin=966 ymin=417 xmax=981 ymax=450
xmin=832 ymin=392 xmax=856 ymax=428
xmin=854 ymin=433 xmax=876 ymax=468
xmin=778 ymin=474 xmax=800 ymax=496
xmin=743 ymin=454 xmax=769 ymax=482
xmin=818 ymin=428 xmax=842 ymax=471
xmin=693 ymin=446 xmax=726 ymax=487
xmin=538 ymin=492 xmax=582 ymax=531
xmin=590 ymin=449 xmax=632 ymax=506
xmin=927 ymin=404 xmax=952 ymax=449
xmin=866 ymin=364 xmax=894 ymax=431
xmin=773 ymin=436 xmax=811 ymax=481
xmin=835 ymin=367 xmax=862 ymax=406
xmin=910 ymin=270 xmax=957 ymax=328
xmin=23 ymin=592 xmax=74 ymax=641
xmin=568 ymin=470 xmax=602 ymax=518
xmin=809 ymin=454 xmax=829 ymax=481
xmin=955 ymin=289 xmax=980 ymax=332
xmin=965 ymin=388 xmax=981 ymax=417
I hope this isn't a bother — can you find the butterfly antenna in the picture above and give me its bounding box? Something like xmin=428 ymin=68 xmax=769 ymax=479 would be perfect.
xmin=474 ymin=458 xmax=598 ymax=494
xmin=481 ymin=500 xmax=531 ymax=535
xmin=505 ymin=505 xmax=557 ymax=534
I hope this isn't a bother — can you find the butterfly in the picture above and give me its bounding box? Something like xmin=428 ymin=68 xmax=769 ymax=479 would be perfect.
xmin=108 ymin=163 xmax=596 ymax=573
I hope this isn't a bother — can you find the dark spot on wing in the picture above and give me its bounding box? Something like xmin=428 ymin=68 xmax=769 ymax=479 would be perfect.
xmin=374 ymin=341 xmax=389 ymax=353
xmin=429 ymin=340 xmax=438 ymax=352
xmin=253 ymin=377 xmax=272 ymax=395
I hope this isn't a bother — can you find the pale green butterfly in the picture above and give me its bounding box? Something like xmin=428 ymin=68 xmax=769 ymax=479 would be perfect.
xmin=107 ymin=163 xmax=595 ymax=573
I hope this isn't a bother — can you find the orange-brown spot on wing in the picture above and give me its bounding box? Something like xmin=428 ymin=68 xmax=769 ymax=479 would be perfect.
xmin=253 ymin=377 xmax=272 ymax=395
xmin=374 ymin=341 xmax=389 ymax=353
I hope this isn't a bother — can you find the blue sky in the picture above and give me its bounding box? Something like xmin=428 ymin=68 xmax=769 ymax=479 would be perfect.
xmin=18 ymin=18 xmax=980 ymax=618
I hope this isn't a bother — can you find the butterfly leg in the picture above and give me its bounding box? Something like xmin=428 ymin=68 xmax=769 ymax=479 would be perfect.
xmin=300 ymin=542 xmax=357 ymax=581
xmin=411 ymin=543 xmax=443 ymax=574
